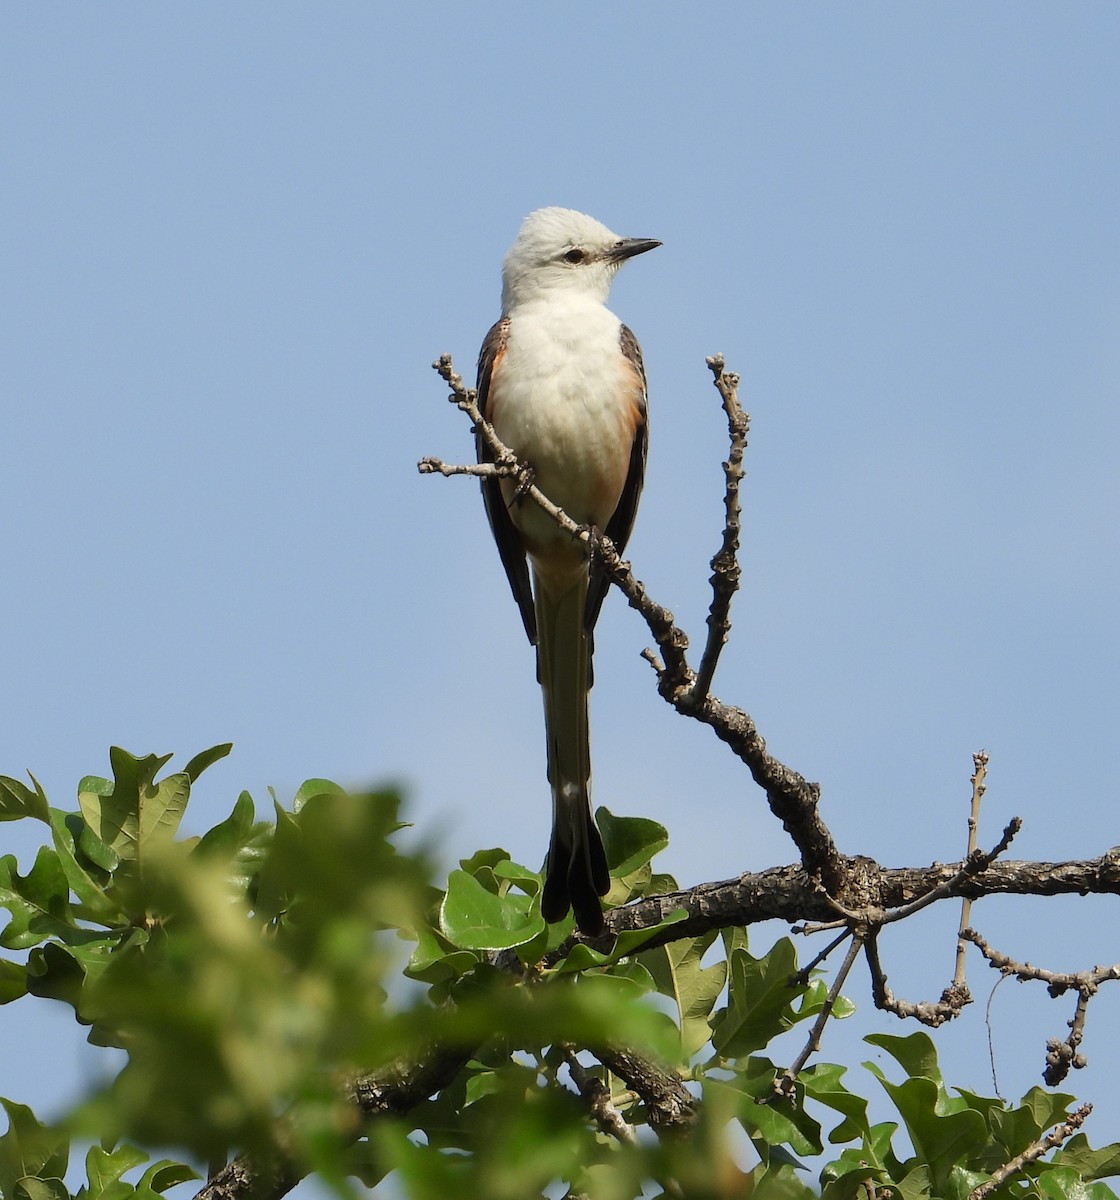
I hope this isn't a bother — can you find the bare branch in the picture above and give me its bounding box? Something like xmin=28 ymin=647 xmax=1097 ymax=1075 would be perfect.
xmin=581 ymin=851 xmax=1120 ymax=957
xmin=775 ymin=932 xmax=865 ymax=1094
xmin=792 ymin=928 xmax=853 ymax=982
xmin=787 ymin=814 xmax=1020 ymax=1033
xmin=417 ymin=456 xmax=507 ymax=480
xmin=865 ymin=931 xmax=971 ymax=1028
xmin=877 ymin=817 xmax=1020 ymax=927
xmin=962 ymin=927 xmax=1120 ymax=1084
xmin=954 ymin=751 xmax=989 ymax=988
xmin=690 ymin=354 xmax=749 ymax=706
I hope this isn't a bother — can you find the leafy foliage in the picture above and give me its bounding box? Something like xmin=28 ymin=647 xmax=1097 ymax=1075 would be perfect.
xmin=0 ymin=748 xmax=1117 ymax=1199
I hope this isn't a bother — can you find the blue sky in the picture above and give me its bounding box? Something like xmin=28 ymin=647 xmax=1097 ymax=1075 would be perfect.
xmin=3 ymin=2 xmax=1119 ymax=1185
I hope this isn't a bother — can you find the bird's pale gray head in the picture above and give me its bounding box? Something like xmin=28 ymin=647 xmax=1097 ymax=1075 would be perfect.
xmin=501 ymin=207 xmax=660 ymax=312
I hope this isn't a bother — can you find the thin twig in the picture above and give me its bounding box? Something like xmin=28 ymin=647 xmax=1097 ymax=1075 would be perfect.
xmin=876 ymin=818 xmax=1021 ymax=927
xmin=865 ymin=932 xmax=971 ymax=1028
xmin=418 ymin=456 xmax=506 ymax=480
xmin=792 ymin=928 xmax=853 ymax=983
xmin=955 ymin=751 xmax=988 ymax=987
xmin=967 ymin=1104 xmax=1093 ymax=1200
xmin=690 ymin=354 xmax=749 ymax=706
xmin=774 ymin=932 xmax=865 ymax=1096
xmin=962 ymin=927 xmax=1120 ymax=1084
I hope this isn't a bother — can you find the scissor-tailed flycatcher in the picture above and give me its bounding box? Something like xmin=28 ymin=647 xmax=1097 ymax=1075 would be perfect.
xmin=476 ymin=207 xmax=660 ymax=934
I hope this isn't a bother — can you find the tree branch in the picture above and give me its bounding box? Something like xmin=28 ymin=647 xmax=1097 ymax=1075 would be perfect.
xmin=563 ymin=1047 xmax=638 ymax=1145
xmin=588 ymin=851 xmax=1120 ymax=956
xmin=776 ymin=932 xmax=865 ymax=1094
xmin=422 ymin=353 xmax=842 ymax=889
xmin=193 ymin=1043 xmax=474 ymax=1200
xmin=962 ymin=927 xmax=1120 ymax=1085
xmin=690 ymin=354 xmax=748 ymax=706
xmin=954 ymin=751 xmax=989 ymax=988
xmin=593 ymin=1045 xmax=698 ymax=1134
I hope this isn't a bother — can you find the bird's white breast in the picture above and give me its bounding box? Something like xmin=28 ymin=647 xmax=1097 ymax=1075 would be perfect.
xmin=491 ymin=298 xmax=640 ymax=566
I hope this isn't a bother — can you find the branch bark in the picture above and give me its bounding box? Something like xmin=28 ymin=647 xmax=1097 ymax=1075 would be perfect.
xmin=193 ymin=1044 xmax=474 ymax=1200
xmin=586 ymin=851 xmax=1120 ymax=955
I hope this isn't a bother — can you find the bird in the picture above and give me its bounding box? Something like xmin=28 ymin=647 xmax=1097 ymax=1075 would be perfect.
xmin=475 ymin=207 xmax=660 ymax=934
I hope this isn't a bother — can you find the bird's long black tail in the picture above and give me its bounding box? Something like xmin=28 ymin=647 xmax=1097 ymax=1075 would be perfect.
xmin=534 ymin=575 xmax=611 ymax=934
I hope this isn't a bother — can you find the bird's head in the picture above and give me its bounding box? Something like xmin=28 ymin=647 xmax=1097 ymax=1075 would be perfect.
xmin=501 ymin=207 xmax=660 ymax=312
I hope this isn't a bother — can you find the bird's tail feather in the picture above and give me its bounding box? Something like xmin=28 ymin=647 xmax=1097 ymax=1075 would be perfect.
xmin=535 ymin=575 xmax=611 ymax=934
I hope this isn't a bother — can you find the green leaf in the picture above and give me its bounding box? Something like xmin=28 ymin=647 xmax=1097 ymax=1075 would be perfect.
xmin=0 ymin=776 xmax=49 ymax=824
xmin=251 ymin=800 xmax=303 ymax=921
xmin=406 ymin=920 xmax=480 ymax=985
xmin=597 ymin=808 xmax=668 ymax=876
xmin=1019 ymin=1087 xmax=1081 ymax=1140
xmin=491 ymin=858 xmax=543 ymax=893
xmin=741 ymin=1064 xmax=825 ymax=1158
xmin=800 ymin=1061 xmax=870 ymax=1144
xmin=945 ymin=1164 xmax=992 ymax=1200
xmin=180 ymin=743 xmax=233 ymax=784
xmin=0 ymin=1099 xmax=70 ymax=1200
xmin=869 ymin=1073 xmax=987 ymax=1193
xmin=1055 ymin=1135 xmax=1120 ymax=1181
xmin=26 ymin=937 xmax=118 ymax=1017
xmin=290 ymin=777 xmax=346 ymax=811
xmin=711 ymin=937 xmax=805 ymax=1058
xmin=0 ymin=960 xmax=28 ymax=1004
xmin=192 ymin=790 xmax=258 ymax=859
xmin=464 ymin=1071 xmax=502 ymax=1108
xmin=796 ymin=977 xmax=856 ymax=1022
xmin=1037 ymin=1165 xmax=1103 ymax=1200
xmin=26 ymin=942 xmax=88 ymax=1008
xmin=440 ymin=870 xmax=542 ymax=950
xmin=988 ymin=1100 xmax=1049 ymax=1161
xmin=865 ymin=1031 xmax=942 ymax=1084
xmin=894 ymin=1163 xmax=932 ymax=1200
xmin=456 ymin=852 xmax=541 ymax=902
xmin=14 ymin=1179 xmax=69 ymax=1200
xmin=0 ymin=848 xmax=76 ymax=949
xmin=710 ymin=1074 xmax=821 ymax=1158
xmin=47 ymin=810 xmax=118 ymax=920
xmin=548 ymin=909 xmax=690 ymax=975
xmin=721 ymin=925 xmax=750 ymax=958
xmin=459 ymin=848 xmax=512 ymax=875
xmin=750 ymin=1162 xmax=816 ymax=1200
xmin=192 ymin=791 xmax=271 ymax=898
xmin=77 ymin=748 xmax=187 ymax=868
xmin=82 ymin=1142 xmax=149 ymax=1196
xmin=137 ymin=1159 xmax=200 ymax=1192
xmin=821 ymin=1155 xmax=889 ymax=1200
xmin=640 ymin=930 xmax=728 ymax=1059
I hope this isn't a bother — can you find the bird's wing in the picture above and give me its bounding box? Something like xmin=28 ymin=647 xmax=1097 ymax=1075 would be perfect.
xmin=584 ymin=322 xmax=649 ymax=634
xmin=477 ymin=316 xmax=537 ymax=644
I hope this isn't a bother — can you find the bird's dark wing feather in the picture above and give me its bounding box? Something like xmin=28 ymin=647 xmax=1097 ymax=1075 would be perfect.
xmin=584 ymin=323 xmax=648 ymax=635
xmin=477 ymin=316 xmax=537 ymax=644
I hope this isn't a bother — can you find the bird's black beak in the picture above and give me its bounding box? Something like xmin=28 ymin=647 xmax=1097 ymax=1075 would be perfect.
xmin=609 ymin=237 xmax=662 ymax=262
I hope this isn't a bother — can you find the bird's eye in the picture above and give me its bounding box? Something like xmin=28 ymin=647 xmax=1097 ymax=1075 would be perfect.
xmin=563 ymin=248 xmax=585 ymax=264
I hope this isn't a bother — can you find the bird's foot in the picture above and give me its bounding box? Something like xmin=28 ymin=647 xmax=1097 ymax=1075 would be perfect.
xmin=577 ymin=523 xmax=602 ymax=552
xmin=510 ymin=461 xmax=536 ymax=502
